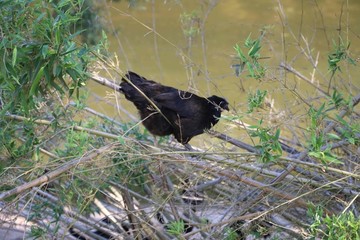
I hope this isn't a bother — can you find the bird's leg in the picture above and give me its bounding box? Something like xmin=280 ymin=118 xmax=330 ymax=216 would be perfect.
xmin=184 ymin=143 xmax=194 ymax=151
xmin=184 ymin=143 xmax=200 ymax=159
xmin=153 ymin=135 xmax=158 ymax=147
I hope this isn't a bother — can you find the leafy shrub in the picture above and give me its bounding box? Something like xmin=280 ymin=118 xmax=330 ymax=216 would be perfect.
xmin=0 ymin=0 xmax=102 ymax=115
xmin=309 ymin=207 xmax=360 ymax=240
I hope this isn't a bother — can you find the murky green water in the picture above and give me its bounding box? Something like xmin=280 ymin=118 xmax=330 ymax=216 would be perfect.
xmin=88 ymin=0 xmax=360 ymax=146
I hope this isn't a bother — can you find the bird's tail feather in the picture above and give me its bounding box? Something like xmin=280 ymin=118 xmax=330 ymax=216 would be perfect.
xmin=124 ymin=71 xmax=147 ymax=86
xmin=120 ymin=71 xmax=150 ymax=105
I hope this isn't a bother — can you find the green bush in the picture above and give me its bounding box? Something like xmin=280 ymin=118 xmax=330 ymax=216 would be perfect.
xmin=309 ymin=207 xmax=360 ymax=240
xmin=0 ymin=0 xmax=106 ymax=161
xmin=0 ymin=0 xmax=102 ymax=115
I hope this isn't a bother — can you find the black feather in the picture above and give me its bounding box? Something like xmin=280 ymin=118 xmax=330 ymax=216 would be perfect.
xmin=120 ymin=71 xmax=229 ymax=144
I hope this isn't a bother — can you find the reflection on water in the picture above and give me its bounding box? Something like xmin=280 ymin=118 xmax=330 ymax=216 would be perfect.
xmin=87 ymin=0 xmax=360 ymax=146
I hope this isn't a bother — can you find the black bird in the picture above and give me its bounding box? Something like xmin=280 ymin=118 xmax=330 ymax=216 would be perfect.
xmin=119 ymin=71 xmax=229 ymax=145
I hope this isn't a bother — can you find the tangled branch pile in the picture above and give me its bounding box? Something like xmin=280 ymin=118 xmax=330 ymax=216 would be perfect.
xmin=0 ymin=1 xmax=359 ymax=239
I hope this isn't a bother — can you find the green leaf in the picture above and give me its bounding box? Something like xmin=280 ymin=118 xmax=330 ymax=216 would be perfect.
xmin=61 ymin=42 xmax=77 ymax=56
xmin=55 ymin=28 xmax=61 ymax=46
xmin=117 ymin=136 xmax=124 ymax=145
xmin=248 ymin=40 xmax=261 ymax=57
xmin=275 ymin=128 xmax=281 ymax=139
xmin=309 ymin=151 xmax=343 ymax=164
xmin=248 ymin=125 xmax=258 ymax=129
xmin=53 ymin=63 xmax=62 ymax=77
xmin=12 ymin=75 xmax=21 ymax=85
xmin=244 ymin=34 xmax=253 ymax=47
xmin=234 ymin=44 xmax=247 ymax=62
xmin=41 ymin=45 xmax=49 ymax=59
xmin=66 ymin=29 xmax=86 ymax=41
xmin=347 ymin=57 xmax=356 ymax=65
xmin=58 ymin=0 xmax=72 ymax=10
xmin=322 ymin=154 xmax=342 ymax=164
xmin=12 ymin=47 xmax=17 ymax=67
xmin=49 ymin=80 xmax=65 ymax=94
xmin=246 ymin=62 xmax=254 ymax=76
xmin=29 ymin=66 xmax=45 ymax=96
xmin=67 ymin=68 xmax=79 ymax=81
xmin=309 ymin=151 xmax=323 ymax=160
xmin=326 ymin=133 xmax=341 ymax=140
xmin=348 ymin=138 xmax=355 ymax=144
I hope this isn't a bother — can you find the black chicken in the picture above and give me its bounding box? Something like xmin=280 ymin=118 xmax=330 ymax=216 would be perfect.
xmin=119 ymin=71 xmax=229 ymax=145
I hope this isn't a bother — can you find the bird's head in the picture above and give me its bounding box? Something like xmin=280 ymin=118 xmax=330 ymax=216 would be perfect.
xmin=208 ymin=95 xmax=229 ymax=111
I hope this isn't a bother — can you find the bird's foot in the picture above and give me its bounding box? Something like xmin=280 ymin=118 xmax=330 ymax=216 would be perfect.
xmin=184 ymin=143 xmax=201 ymax=159
xmin=184 ymin=143 xmax=194 ymax=151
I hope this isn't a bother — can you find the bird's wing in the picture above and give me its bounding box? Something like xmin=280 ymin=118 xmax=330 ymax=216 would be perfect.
xmin=153 ymin=91 xmax=204 ymax=118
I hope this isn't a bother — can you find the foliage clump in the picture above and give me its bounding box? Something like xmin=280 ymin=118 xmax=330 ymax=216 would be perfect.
xmin=309 ymin=207 xmax=360 ymax=240
xmin=0 ymin=0 xmax=104 ymax=115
